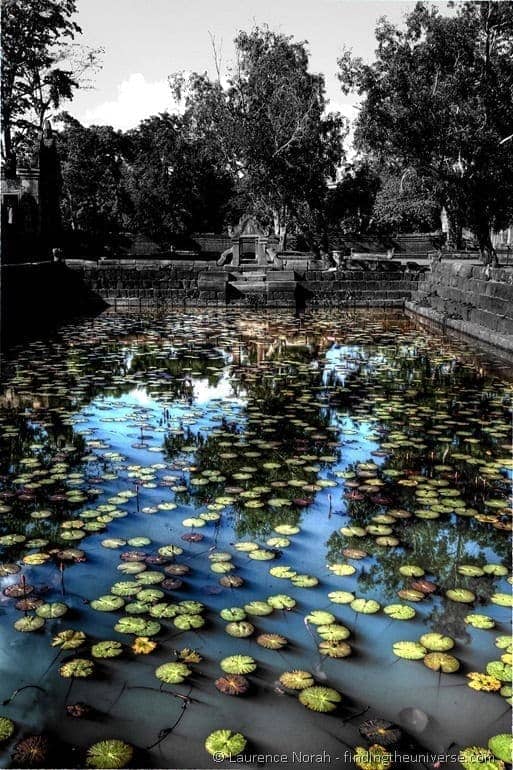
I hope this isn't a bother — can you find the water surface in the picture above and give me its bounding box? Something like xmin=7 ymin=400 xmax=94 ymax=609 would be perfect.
xmin=0 ymin=309 xmax=511 ymax=769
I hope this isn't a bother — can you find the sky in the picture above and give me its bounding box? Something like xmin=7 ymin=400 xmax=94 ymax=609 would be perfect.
xmin=68 ymin=0 xmax=449 ymax=132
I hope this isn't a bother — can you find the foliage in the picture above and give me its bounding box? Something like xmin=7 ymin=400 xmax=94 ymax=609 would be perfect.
xmin=298 ymin=686 xmax=342 ymax=712
xmin=371 ymin=172 xmax=440 ymax=234
xmin=458 ymin=746 xmax=505 ymax=770
xmin=123 ymin=113 xmax=234 ymax=246
xmin=204 ymin=729 xmax=247 ymax=759
xmin=488 ymin=735 xmax=512 ymax=764
xmin=154 ymin=661 xmax=191 ymax=684
xmin=86 ymin=739 xmax=133 ymax=769
xmin=59 ymin=658 xmax=94 ymax=678
xmin=338 ymin=1 xmax=513 ymax=260
xmin=0 ymin=717 xmax=14 ymax=743
xmin=173 ymin=25 xmax=345 ymax=246
xmin=354 ymin=745 xmax=393 ymax=770
xmin=57 ymin=113 xmax=129 ymax=249
xmin=326 ymin=161 xmax=380 ymax=234
xmin=1 ymin=0 xmax=101 ymax=164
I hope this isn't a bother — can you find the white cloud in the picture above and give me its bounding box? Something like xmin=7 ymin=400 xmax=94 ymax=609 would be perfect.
xmin=81 ymin=73 xmax=180 ymax=130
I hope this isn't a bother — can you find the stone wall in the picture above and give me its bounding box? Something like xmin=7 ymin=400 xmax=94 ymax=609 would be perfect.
xmin=1 ymin=262 xmax=107 ymax=344
xmin=299 ymin=267 xmax=421 ymax=307
xmin=65 ymin=259 xmax=423 ymax=309
xmin=406 ymin=261 xmax=513 ymax=354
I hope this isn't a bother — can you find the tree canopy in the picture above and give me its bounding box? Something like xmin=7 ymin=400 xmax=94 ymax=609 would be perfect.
xmin=1 ymin=0 xmax=101 ymax=167
xmin=338 ymin=1 xmax=513 ymax=260
xmin=173 ymin=26 xmax=346 ymax=247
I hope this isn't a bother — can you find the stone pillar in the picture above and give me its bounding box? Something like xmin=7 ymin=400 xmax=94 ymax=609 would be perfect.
xmin=257 ymin=238 xmax=268 ymax=267
xmin=232 ymin=242 xmax=240 ymax=267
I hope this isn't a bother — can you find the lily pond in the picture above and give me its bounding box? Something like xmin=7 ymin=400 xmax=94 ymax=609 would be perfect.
xmin=0 ymin=308 xmax=511 ymax=770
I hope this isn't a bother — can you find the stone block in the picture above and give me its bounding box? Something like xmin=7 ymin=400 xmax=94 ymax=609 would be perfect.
xmin=469 ymin=308 xmax=498 ymax=331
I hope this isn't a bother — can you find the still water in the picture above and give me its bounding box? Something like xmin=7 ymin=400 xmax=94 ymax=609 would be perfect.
xmin=0 ymin=309 xmax=511 ymax=770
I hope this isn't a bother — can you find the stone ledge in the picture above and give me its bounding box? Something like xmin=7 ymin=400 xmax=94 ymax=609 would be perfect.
xmin=405 ymin=301 xmax=513 ymax=355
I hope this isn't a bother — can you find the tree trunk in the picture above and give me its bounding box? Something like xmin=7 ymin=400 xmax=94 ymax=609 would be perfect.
xmin=279 ymin=223 xmax=287 ymax=251
xmin=446 ymin=211 xmax=463 ymax=250
xmin=273 ymin=207 xmax=288 ymax=251
xmin=478 ymin=228 xmax=498 ymax=266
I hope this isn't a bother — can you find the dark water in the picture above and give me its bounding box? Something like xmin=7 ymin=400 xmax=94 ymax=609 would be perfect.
xmin=0 ymin=309 xmax=511 ymax=770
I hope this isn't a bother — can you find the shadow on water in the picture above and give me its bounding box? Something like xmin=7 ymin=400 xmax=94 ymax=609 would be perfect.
xmin=0 ymin=308 xmax=510 ymax=769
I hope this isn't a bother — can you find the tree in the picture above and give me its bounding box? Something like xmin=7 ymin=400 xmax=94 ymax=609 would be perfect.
xmin=326 ymin=161 xmax=381 ymax=234
xmin=173 ymin=26 xmax=345 ymax=248
xmin=371 ymin=171 xmax=440 ymax=234
xmin=1 ymin=0 xmax=101 ymax=167
xmin=57 ymin=114 xmax=129 ymax=249
xmin=338 ymin=1 xmax=513 ymax=262
xmin=123 ymin=113 xmax=234 ymax=247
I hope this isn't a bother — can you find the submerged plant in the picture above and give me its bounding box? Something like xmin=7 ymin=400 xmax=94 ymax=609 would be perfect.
xmin=215 ymin=675 xmax=249 ymax=696
xmin=359 ymin=719 xmax=402 ymax=746
xmin=86 ymin=739 xmax=133 ymax=769
xmin=66 ymin=702 xmax=92 ymax=718
xmin=12 ymin=735 xmax=49 ymax=767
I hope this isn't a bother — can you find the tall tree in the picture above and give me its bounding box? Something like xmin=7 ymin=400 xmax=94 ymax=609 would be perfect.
xmin=124 ymin=113 xmax=234 ymax=247
xmin=173 ymin=26 xmax=345 ymax=247
xmin=57 ymin=113 xmax=129 ymax=248
xmin=338 ymin=1 xmax=513 ymax=262
xmin=1 ymin=0 xmax=101 ymax=167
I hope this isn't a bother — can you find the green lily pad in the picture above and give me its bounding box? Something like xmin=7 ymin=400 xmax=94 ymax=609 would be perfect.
xmin=486 ymin=661 xmax=512 ymax=682
xmin=465 ymin=614 xmax=496 ymax=630
xmin=419 ymin=633 xmax=454 ymax=651
xmin=393 ymin=641 xmax=427 ymax=660
xmin=0 ymin=716 xmax=15 ymax=743
xmin=155 ymin=661 xmax=191 ymax=684
xmin=298 ymin=686 xmax=342 ymax=712
xmin=488 ymin=734 xmax=512 ymax=764
xmin=267 ymin=594 xmax=296 ymax=610
xmin=14 ymin=615 xmax=45 ymax=632
xmin=91 ymin=641 xmax=123 ymax=659
xmin=220 ymin=655 xmax=256 ymax=674
xmin=205 ymin=729 xmax=246 ymax=759
xmin=423 ymin=652 xmax=460 ymax=673
xmin=225 ymin=621 xmax=254 ymax=638
xmin=351 ymin=598 xmax=380 ymax=614
xmin=86 ymin=739 xmax=133 ymax=769
xmin=306 ymin=610 xmax=335 ymax=626
xmin=383 ymin=604 xmax=416 ymax=620
xmin=446 ymin=588 xmax=476 ymax=604
xmin=35 ymin=602 xmax=68 ymax=619
xmin=458 ymin=746 xmax=505 ymax=770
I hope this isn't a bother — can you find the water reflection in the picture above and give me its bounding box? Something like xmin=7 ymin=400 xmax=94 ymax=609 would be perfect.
xmin=0 ymin=309 xmax=511 ymax=769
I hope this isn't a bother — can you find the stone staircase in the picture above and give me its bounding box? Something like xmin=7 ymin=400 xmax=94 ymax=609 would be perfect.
xmin=228 ymin=269 xmax=297 ymax=305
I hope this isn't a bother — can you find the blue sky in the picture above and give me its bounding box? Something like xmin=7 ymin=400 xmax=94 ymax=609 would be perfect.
xmin=68 ymin=0 xmax=450 ymax=132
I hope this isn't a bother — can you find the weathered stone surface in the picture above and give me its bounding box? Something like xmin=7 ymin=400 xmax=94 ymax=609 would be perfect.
xmin=407 ymin=260 xmax=513 ymax=353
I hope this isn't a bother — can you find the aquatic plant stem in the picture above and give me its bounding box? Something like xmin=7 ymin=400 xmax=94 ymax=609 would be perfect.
xmin=2 ymin=684 xmax=46 ymax=706
xmin=145 ymin=685 xmax=192 ymax=750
